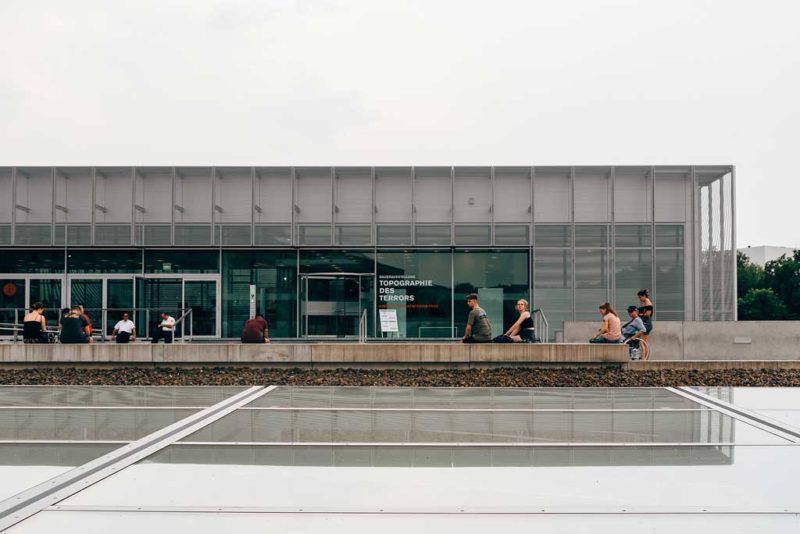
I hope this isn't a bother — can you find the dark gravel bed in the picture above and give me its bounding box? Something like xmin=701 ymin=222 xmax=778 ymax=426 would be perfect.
xmin=2 ymin=367 xmax=800 ymax=387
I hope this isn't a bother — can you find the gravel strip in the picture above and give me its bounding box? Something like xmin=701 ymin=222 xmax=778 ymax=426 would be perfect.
xmin=2 ymin=367 xmax=800 ymax=387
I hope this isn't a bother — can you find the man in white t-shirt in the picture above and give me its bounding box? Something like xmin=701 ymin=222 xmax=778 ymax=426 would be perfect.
xmin=153 ymin=312 xmax=176 ymax=344
xmin=112 ymin=312 xmax=136 ymax=344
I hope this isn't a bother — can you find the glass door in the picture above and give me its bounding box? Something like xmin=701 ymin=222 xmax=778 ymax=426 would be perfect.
xmin=107 ymin=279 xmax=134 ymax=336
xmin=0 ymin=279 xmax=25 ymax=336
xmin=136 ymin=278 xmax=182 ymax=339
xmin=69 ymin=279 xmax=103 ymax=334
xmin=300 ymin=274 xmax=372 ymax=338
xmin=184 ymin=280 xmax=217 ymax=337
xmin=29 ymin=279 xmax=63 ymax=324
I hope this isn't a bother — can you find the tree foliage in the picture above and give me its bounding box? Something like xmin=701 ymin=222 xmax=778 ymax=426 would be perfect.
xmin=737 ymin=250 xmax=800 ymax=320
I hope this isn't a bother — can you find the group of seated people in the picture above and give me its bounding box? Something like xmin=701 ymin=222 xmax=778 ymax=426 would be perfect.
xmin=588 ymin=290 xmax=654 ymax=359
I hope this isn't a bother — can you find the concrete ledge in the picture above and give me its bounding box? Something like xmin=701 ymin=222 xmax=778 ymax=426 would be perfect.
xmin=625 ymin=360 xmax=800 ymax=371
xmin=0 ymin=342 xmax=627 ymax=367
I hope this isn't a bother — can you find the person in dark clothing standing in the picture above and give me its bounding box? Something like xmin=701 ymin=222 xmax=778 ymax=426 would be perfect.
xmin=637 ymin=289 xmax=654 ymax=340
xmin=59 ymin=306 xmax=90 ymax=344
xmin=241 ymin=314 xmax=270 ymax=343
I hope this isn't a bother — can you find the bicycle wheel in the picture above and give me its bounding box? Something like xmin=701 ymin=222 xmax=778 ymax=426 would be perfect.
xmin=639 ymin=338 xmax=650 ymax=360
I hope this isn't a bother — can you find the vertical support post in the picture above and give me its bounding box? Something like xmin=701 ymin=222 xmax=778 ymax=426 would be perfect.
xmin=730 ymin=166 xmax=737 ymax=320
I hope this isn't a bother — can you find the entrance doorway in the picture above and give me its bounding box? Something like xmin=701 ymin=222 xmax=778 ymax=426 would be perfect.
xmin=135 ymin=276 xmax=220 ymax=338
xmin=299 ymin=273 xmax=373 ymax=338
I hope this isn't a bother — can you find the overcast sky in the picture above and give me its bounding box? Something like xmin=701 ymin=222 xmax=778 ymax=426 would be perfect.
xmin=1 ymin=0 xmax=798 ymax=248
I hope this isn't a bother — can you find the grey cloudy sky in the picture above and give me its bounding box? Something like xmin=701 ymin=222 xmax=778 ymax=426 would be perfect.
xmin=1 ymin=0 xmax=799 ymax=248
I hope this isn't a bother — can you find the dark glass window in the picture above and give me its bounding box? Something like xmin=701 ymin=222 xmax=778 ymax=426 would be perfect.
xmin=453 ymin=250 xmax=529 ymax=335
xmin=0 ymin=250 xmax=64 ymax=273
xmin=67 ymin=250 xmax=142 ymax=273
xmin=145 ymin=250 xmax=219 ymax=273
xmin=222 ymin=251 xmax=297 ymax=338
xmin=377 ymin=250 xmax=452 ymax=338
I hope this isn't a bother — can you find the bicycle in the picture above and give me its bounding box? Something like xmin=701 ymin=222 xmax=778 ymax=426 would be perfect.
xmin=623 ymin=336 xmax=649 ymax=360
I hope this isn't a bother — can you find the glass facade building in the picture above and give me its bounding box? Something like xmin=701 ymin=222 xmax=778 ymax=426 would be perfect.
xmin=0 ymin=166 xmax=735 ymax=339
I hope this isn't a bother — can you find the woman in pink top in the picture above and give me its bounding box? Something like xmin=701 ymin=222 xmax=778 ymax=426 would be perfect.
xmin=589 ymin=302 xmax=622 ymax=343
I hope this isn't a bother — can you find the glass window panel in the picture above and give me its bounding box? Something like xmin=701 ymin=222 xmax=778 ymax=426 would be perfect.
xmin=174 ymin=224 xmax=212 ymax=246
xmin=67 ymin=250 xmax=142 ymax=273
xmin=0 ymin=250 xmax=64 ymax=273
xmin=94 ymin=224 xmax=132 ymax=246
xmin=575 ymin=248 xmax=609 ymax=311
xmin=214 ymin=224 xmax=252 ymax=246
xmin=656 ymin=249 xmax=685 ymax=313
xmin=222 ymin=251 xmax=297 ymax=338
xmin=335 ymin=225 xmax=372 ymax=246
xmin=533 ymin=225 xmax=571 ymax=248
xmin=107 ymin=279 xmax=134 ymax=334
xmin=454 ymin=224 xmax=490 ymax=245
xmin=377 ymin=250 xmax=452 ymax=338
xmin=69 ymin=279 xmax=103 ymax=331
xmin=297 ymin=225 xmax=332 ymax=246
xmin=453 ymin=250 xmax=529 ymax=336
xmin=533 ymin=249 xmax=572 ymax=312
xmin=494 ymin=224 xmax=529 ymax=246
xmin=615 ymin=225 xmax=652 ymax=248
xmin=655 ymin=224 xmax=685 ymax=248
xmin=415 ymin=225 xmax=451 ymax=246
xmin=0 ymin=278 xmax=25 ymax=335
xmin=254 ymin=225 xmax=291 ymax=246
xmin=376 ymin=225 xmax=411 ymax=246
xmin=145 ymin=250 xmax=219 ymax=273
xmin=574 ymin=225 xmax=608 ymax=248
xmin=28 ymin=279 xmax=62 ymax=322
xmin=615 ymin=249 xmax=652 ymax=309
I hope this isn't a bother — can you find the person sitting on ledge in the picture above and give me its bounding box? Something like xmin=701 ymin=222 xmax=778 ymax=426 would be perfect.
xmin=59 ymin=306 xmax=90 ymax=344
xmin=461 ymin=293 xmax=492 ymax=343
xmin=22 ymin=303 xmax=48 ymax=343
xmin=589 ymin=302 xmax=622 ymax=344
xmin=241 ymin=313 xmax=271 ymax=344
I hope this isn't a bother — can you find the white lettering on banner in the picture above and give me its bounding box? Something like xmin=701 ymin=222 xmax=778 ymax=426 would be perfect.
xmin=377 ymin=275 xmax=433 ymax=303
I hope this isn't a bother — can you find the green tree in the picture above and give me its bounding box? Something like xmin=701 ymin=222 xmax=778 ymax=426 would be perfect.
xmin=764 ymin=250 xmax=800 ymax=320
xmin=737 ymin=251 xmax=766 ymax=298
xmin=737 ymin=288 xmax=789 ymax=321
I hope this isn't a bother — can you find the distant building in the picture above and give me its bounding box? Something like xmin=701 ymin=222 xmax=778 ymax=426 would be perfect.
xmin=738 ymin=246 xmax=796 ymax=267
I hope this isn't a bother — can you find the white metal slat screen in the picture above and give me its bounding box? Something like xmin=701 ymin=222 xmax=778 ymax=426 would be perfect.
xmin=533 ymin=170 xmax=570 ymax=222
xmin=375 ymin=168 xmax=412 ymax=224
xmin=574 ymin=170 xmax=610 ymax=223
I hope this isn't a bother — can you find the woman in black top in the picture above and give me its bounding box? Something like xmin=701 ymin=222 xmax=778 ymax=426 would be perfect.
xmin=22 ymin=303 xmax=47 ymax=343
xmin=504 ymin=299 xmax=536 ymax=343
xmin=637 ymin=289 xmax=654 ymax=338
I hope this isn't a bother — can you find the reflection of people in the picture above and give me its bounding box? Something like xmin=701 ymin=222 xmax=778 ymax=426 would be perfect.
xmin=22 ymin=303 xmax=47 ymax=343
xmin=241 ymin=313 xmax=270 ymax=344
xmin=498 ymin=299 xmax=536 ymax=343
xmin=59 ymin=306 xmax=90 ymax=344
xmin=589 ymin=302 xmax=622 ymax=344
xmin=112 ymin=313 xmax=136 ymax=343
xmin=152 ymin=312 xmax=175 ymax=344
xmin=461 ymin=293 xmax=492 ymax=343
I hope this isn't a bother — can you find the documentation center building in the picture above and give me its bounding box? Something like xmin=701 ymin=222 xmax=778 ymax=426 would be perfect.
xmin=0 ymin=166 xmax=736 ymax=340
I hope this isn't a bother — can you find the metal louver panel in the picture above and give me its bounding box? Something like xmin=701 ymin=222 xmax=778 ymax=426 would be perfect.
xmin=94 ymin=224 xmax=132 ymax=246
xmin=376 ymin=225 xmax=411 ymax=246
xmin=14 ymin=225 xmax=52 ymax=246
xmin=174 ymin=225 xmax=211 ymax=246
xmin=254 ymin=225 xmax=291 ymax=246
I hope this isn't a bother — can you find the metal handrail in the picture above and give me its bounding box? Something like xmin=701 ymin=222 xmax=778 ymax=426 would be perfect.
xmin=0 ymin=307 xmax=193 ymax=342
xmin=532 ymin=308 xmax=549 ymax=342
xmin=358 ymin=308 xmax=367 ymax=344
